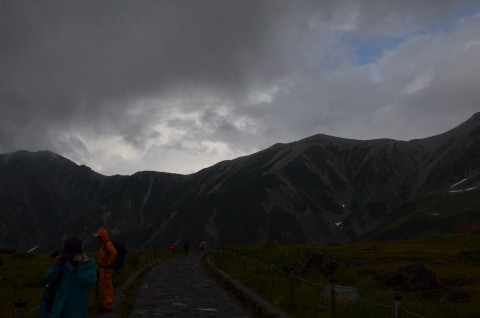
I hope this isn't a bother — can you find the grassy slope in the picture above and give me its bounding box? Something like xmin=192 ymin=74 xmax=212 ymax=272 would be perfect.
xmin=0 ymin=253 xmax=50 ymax=317
xmin=211 ymin=234 xmax=480 ymax=318
xmin=362 ymin=189 xmax=480 ymax=241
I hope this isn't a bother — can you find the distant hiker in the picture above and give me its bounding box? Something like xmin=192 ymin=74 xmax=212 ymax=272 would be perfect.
xmin=95 ymin=228 xmax=118 ymax=314
xmin=40 ymin=237 xmax=97 ymax=318
xmin=199 ymin=240 xmax=206 ymax=253
xmin=168 ymin=242 xmax=176 ymax=256
xmin=195 ymin=241 xmax=200 ymax=254
xmin=183 ymin=241 xmax=190 ymax=256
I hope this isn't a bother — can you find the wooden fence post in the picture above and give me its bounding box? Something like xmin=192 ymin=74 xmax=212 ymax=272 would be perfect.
xmin=13 ymin=299 xmax=26 ymax=317
xmin=330 ymin=279 xmax=336 ymax=318
xmin=243 ymin=254 xmax=246 ymax=274
xmin=290 ymin=274 xmax=296 ymax=307
xmin=270 ymin=261 xmax=275 ymax=296
xmin=394 ymin=294 xmax=402 ymax=318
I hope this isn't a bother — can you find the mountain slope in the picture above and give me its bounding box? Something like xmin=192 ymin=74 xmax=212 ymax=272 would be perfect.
xmin=1 ymin=113 xmax=479 ymax=251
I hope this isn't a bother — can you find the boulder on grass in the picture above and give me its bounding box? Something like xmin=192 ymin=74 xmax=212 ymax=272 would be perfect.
xmin=440 ymin=285 xmax=470 ymax=303
xmin=299 ymin=253 xmax=337 ymax=277
xmin=321 ymin=284 xmax=360 ymax=302
xmin=387 ymin=263 xmax=437 ymax=291
xmin=457 ymin=250 xmax=480 ymax=261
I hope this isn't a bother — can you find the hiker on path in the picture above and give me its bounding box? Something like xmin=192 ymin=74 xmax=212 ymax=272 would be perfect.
xmin=41 ymin=237 xmax=97 ymax=318
xmin=199 ymin=240 xmax=206 ymax=253
xmin=183 ymin=241 xmax=190 ymax=256
xmin=168 ymin=241 xmax=176 ymax=256
xmin=95 ymin=228 xmax=117 ymax=314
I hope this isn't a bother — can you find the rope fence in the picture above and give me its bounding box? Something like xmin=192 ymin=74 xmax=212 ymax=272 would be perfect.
xmin=211 ymin=248 xmax=426 ymax=318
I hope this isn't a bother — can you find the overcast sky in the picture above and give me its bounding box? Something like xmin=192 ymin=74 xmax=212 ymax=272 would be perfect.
xmin=1 ymin=1 xmax=479 ymax=175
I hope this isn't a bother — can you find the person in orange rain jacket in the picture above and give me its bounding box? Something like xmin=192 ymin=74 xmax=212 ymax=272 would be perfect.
xmin=94 ymin=228 xmax=117 ymax=314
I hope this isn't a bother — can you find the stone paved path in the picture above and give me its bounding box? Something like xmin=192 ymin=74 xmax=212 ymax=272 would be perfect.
xmin=128 ymin=253 xmax=253 ymax=318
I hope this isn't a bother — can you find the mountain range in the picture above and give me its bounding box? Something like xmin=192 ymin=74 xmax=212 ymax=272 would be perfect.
xmin=1 ymin=113 xmax=479 ymax=252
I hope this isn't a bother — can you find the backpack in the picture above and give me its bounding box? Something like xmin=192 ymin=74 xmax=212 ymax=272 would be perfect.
xmin=107 ymin=241 xmax=127 ymax=270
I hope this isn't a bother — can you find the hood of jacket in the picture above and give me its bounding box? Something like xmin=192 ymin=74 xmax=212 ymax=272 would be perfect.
xmin=95 ymin=228 xmax=110 ymax=243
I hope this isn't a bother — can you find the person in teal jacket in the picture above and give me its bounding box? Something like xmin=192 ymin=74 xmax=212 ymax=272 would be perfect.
xmin=42 ymin=237 xmax=97 ymax=318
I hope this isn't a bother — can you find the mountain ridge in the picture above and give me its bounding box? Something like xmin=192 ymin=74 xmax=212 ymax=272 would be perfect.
xmin=0 ymin=113 xmax=479 ymax=251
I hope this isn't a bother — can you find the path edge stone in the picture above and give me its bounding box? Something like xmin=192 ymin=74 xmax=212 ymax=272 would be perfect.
xmin=104 ymin=261 xmax=159 ymax=317
xmin=205 ymin=256 xmax=293 ymax=318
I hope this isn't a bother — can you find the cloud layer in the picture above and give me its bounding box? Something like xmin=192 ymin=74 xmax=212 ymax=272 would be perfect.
xmin=1 ymin=0 xmax=479 ymax=175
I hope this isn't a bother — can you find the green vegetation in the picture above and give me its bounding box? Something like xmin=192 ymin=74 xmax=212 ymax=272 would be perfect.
xmin=210 ymin=234 xmax=480 ymax=318
xmin=0 ymin=252 xmax=50 ymax=317
xmin=2 ymin=236 xmax=479 ymax=318
xmin=0 ymin=248 xmax=166 ymax=318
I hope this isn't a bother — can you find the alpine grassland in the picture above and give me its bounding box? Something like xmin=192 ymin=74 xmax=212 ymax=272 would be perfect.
xmin=0 ymin=248 xmax=166 ymax=318
xmin=209 ymin=234 xmax=480 ymax=318
xmin=0 ymin=252 xmax=51 ymax=317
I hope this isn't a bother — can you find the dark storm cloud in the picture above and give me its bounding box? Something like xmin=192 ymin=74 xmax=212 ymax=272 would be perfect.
xmin=0 ymin=0 xmax=281 ymax=145
xmin=1 ymin=0 xmax=479 ymax=175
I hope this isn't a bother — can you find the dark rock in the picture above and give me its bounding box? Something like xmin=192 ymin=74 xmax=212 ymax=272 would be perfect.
xmin=321 ymin=284 xmax=360 ymax=301
xmin=299 ymin=253 xmax=337 ymax=277
xmin=363 ymin=245 xmax=377 ymax=252
xmin=449 ymin=276 xmax=475 ymax=286
xmin=440 ymin=285 xmax=470 ymax=303
xmin=315 ymin=303 xmax=328 ymax=311
xmin=457 ymin=250 xmax=480 ymax=261
xmin=295 ymin=247 xmax=315 ymax=257
xmin=431 ymin=259 xmax=447 ymax=265
xmin=387 ymin=263 xmax=437 ymax=291
xmin=347 ymin=259 xmax=370 ymax=267
xmin=282 ymin=262 xmax=298 ymax=273
xmin=362 ymin=269 xmax=379 ymax=281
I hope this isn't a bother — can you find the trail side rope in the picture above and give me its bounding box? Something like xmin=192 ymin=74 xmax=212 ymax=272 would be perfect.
xmin=214 ymin=248 xmax=427 ymax=318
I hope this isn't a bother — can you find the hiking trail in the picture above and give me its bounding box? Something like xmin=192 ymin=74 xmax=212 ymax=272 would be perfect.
xmin=127 ymin=253 xmax=252 ymax=317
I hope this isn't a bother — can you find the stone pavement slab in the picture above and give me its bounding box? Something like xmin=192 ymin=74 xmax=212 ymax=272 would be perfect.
xmin=128 ymin=253 xmax=252 ymax=317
